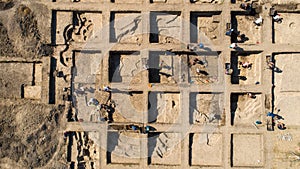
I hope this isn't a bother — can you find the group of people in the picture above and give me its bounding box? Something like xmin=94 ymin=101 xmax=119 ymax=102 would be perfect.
xmin=267 ymin=111 xmax=286 ymax=130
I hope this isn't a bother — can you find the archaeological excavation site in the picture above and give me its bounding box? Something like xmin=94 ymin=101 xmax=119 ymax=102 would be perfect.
xmin=0 ymin=0 xmax=300 ymax=169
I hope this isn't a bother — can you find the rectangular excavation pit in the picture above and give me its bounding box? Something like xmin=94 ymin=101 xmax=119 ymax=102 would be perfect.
xmin=148 ymin=92 xmax=180 ymax=124
xmin=148 ymin=132 xmax=181 ymax=166
xmin=189 ymin=133 xmax=223 ymax=166
xmin=111 ymin=91 xmax=147 ymax=123
xmin=109 ymin=51 xmax=141 ymax=83
xmin=188 ymin=52 xmax=220 ymax=84
xmin=109 ymin=11 xmax=142 ymax=43
xmin=273 ymin=12 xmax=300 ymax=44
xmin=107 ymin=131 xmax=141 ymax=165
xmin=148 ymin=51 xmax=180 ymax=84
xmin=72 ymin=50 xmax=101 ymax=122
xmin=66 ymin=131 xmax=100 ymax=168
xmin=53 ymin=10 xmax=102 ymax=44
xmin=230 ymin=93 xmax=263 ymax=126
xmin=72 ymin=50 xmax=101 ymax=84
xmin=150 ymin=11 xmax=182 ymax=43
xmin=189 ymin=92 xmax=223 ymax=124
xmin=273 ymin=53 xmax=300 ymax=126
xmin=230 ymin=51 xmax=262 ymax=85
xmin=190 ymin=12 xmax=222 ymax=44
xmin=231 ymin=12 xmax=262 ymax=45
xmin=231 ymin=134 xmax=264 ymax=167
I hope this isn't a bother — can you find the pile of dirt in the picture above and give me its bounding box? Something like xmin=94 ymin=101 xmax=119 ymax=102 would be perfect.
xmin=0 ymin=99 xmax=65 ymax=168
xmin=0 ymin=22 xmax=14 ymax=56
xmin=13 ymin=4 xmax=49 ymax=58
xmin=0 ymin=0 xmax=14 ymax=11
xmin=0 ymin=3 xmax=53 ymax=58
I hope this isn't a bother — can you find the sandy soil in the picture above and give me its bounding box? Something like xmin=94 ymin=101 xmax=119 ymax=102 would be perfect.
xmin=148 ymin=132 xmax=181 ymax=165
xmin=111 ymin=12 xmax=142 ymax=43
xmin=275 ymin=13 xmax=299 ymax=44
xmin=232 ymin=134 xmax=263 ymax=167
xmin=191 ymin=133 xmax=223 ymax=166
xmin=274 ymin=53 xmax=300 ymax=126
xmin=108 ymin=132 xmax=141 ymax=164
xmin=148 ymin=92 xmax=180 ymax=124
xmin=191 ymin=93 xmax=222 ymax=124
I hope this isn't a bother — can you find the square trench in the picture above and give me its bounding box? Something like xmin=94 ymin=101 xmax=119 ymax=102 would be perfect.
xmin=231 ymin=11 xmax=262 ymax=45
xmin=189 ymin=92 xmax=223 ymax=124
xmin=231 ymin=134 xmax=264 ymax=167
xmin=107 ymin=131 xmax=141 ymax=165
xmin=188 ymin=51 xmax=220 ymax=84
xmin=111 ymin=91 xmax=147 ymax=123
xmin=53 ymin=10 xmax=102 ymax=44
xmin=148 ymin=51 xmax=180 ymax=84
xmin=189 ymin=133 xmax=223 ymax=166
xmin=148 ymin=92 xmax=180 ymax=124
xmin=230 ymin=93 xmax=263 ymax=126
xmin=190 ymin=12 xmax=222 ymax=45
xmin=148 ymin=132 xmax=181 ymax=166
xmin=109 ymin=51 xmax=142 ymax=84
xmin=273 ymin=12 xmax=300 ymax=44
xmin=150 ymin=11 xmax=182 ymax=43
xmin=109 ymin=11 xmax=142 ymax=43
xmin=230 ymin=51 xmax=262 ymax=85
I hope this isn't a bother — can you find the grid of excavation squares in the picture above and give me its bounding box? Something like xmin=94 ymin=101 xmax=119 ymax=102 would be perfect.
xmin=48 ymin=1 xmax=293 ymax=168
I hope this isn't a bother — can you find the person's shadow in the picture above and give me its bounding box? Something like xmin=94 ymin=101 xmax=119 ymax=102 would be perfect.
xmin=274 ymin=67 xmax=282 ymax=73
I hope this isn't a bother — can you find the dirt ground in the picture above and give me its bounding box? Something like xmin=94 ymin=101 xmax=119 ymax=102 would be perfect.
xmin=190 ymin=133 xmax=223 ymax=166
xmin=232 ymin=134 xmax=263 ymax=167
xmin=274 ymin=53 xmax=300 ymax=126
xmin=0 ymin=99 xmax=66 ymax=168
xmin=0 ymin=2 xmax=68 ymax=168
xmin=274 ymin=13 xmax=300 ymax=44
